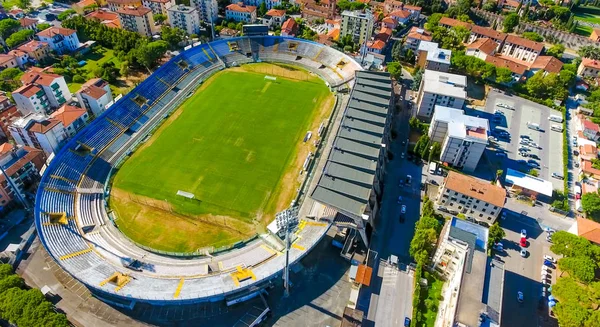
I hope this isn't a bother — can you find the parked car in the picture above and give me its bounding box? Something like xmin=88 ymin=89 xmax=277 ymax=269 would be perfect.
xmin=529 ymin=154 xmax=540 ymax=160
xmin=521 ymin=229 xmax=527 ymax=238
xmin=544 ymin=260 xmax=553 ymax=267
xmin=544 ymin=255 xmax=556 ymax=263
xmin=404 ymin=317 xmax=411 ymax=327
xmin=401 ymin=205 xmax=407 ymax=214
xmin=574 ymin=150 xmax=579 ymax=156
xmin=520 ymin=248 xmax=527 ymax=257
xmin=398 ymin=196 xmax=403 ymax=203
xmin=520 ymin=135 xmax=531 ymax=140
xmin=517 ymin=291 xmax=524 ymax=303
xmin=520 ymin=237 xmax=527 ymax=247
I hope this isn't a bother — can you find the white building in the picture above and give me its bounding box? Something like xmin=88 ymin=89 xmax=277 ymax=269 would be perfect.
xmin=341 ymin=10 xmax=374 ymax=45
xmin=49 ymin=104 xmax=89 ymax=137
xmin=142 ymin=0 xmax=175 ymax=16
xmin=191 ymin=0 xmax=218 ymax=22
xmin=8 ymin=113 xmax=68 ymax=157
xmin=36 ymin=27 xmax=81 ymax=54
xmin=225 ymin=3 xmax=257 ymax=23
xmin=416 ymin=70 xmax=467 ymax=120
xmin=465 ymin=37 xmax=497 ymax=61
xmin=17 ymin=70 xmax=71 ymax=113
xmin=75 ymin=78 xmax=113 ymax=117
xmin=500 ymin=35 xmax=544 ymax=63
xmin=261 ymin=9 xmax=286 ymax=28
xmin=436 ymin=171 xmax=506 ymax=224
xmin=234 ymin=0 xmax=282 ymax=10
xmin=429 ymin=106 xmax=488 ymax=172
xmin=167 ymin=5 xmax=201 ymax=34
xmin=117 ymin=6 xmax=156 ymax=37
xmin=425 ymin=47 xmax=451 ymax=72
xmin=12 ymin=85 xmax=50 ymax=116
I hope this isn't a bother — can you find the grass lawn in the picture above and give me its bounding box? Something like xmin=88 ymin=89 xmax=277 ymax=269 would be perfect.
xmin=67 ymin=82 xmax=83 ymax=93
xmin=110 ymin=65 xmax=332 ymax=251
xmin=79 ymin=47 xmax=121 ymax=78
xmin=422 ymin=273 xmax=444 ymax=327
xmin=574 ymin=6 xmax=600 ymax=24
xmin=574 ymin=24 xmax=593 ymax=37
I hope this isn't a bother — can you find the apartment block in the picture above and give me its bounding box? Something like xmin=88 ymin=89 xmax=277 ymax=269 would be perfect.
xmin=404 ymin=27 xmax=432 ymax=52
xmin=107 ymin=0 xmax=142 ymax=11
xmin=416 ymin=70 xmax=467 ymax=120
xmin=261 ymin=9 xmax=286 ymax=28
xmin=436 ymin=171 xmax=506 ymax=224
xmin=235 ymin=0 xmax=282 ymax=10
xmin=429 ymin=106 xmax=488 ymax=172
xmin=500 ymin=35 xmax=543 ymax=63
xmin=76 ymin=79 xmax=114 ymax=118
xmin=167 ymin=5 xmax=200 ymax=34
xmin=0 ymin=143 xmax=45 ymax=208
xmin=20 ymin=69 xmax=71 ymax=111
xmin=0 ymin=54 xmax=18 ymax=70
xmin=117 ymin=6 xmax=156 ymax=36
xmin=0 ymin=96 xmax=22 ymax=140
xmin=142 ymin=0 xmax=175 ymax=16
xmin=191 ymin=0 xmax=218 ymax=22
xmin=36 ymin=27 xmax=81 ymax=54
xmin=578 ymin=58 xmax=600 ymax=78
xmin=341 ymin=10 xmax=374 ymax=45
xmin=225 ymin=3 xmax=257 ymax=23
xmin=12 ymin=40 xmax=51 ymax=64
xmin=49 ymin=104 xmax=89 ymax=137
xmin=9 ymin=114 xmax=68 ymax=157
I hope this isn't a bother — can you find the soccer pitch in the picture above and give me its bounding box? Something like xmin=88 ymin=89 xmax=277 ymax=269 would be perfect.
xmin=110 ymin=64 xmax=333 ymax=252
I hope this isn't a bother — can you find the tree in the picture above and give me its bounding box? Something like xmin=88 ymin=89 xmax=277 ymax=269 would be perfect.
xmin=387 ymin=62 xmax=402 ymax=80
xmin=404 ymin=48 xmax=415 ymax=64
xmin=482 ymin=0 xmax=497 ymax=11
xmin=37 ymin=22 xmax=52 ymax=31
xmin=6 ymin=29 xmax=33 ymax=48
xmin=546 ymin=44 xmax=565 ymax=59
xmin=522 ymin=31 xmax=543 ymax=42
xmin=582 ymin=192 xmax=600 ymax=222
xmin=154 ymin=14 xmax=167 ymax=24
xmin=550 ymin=231 xmax=598 ymax=259
xmin=57 ymin=9 xmax=75 ymax=21
xmin=495 ymin=67 xmax=513 ymax=84
xmin=554 ymin=300 xmax=590 ymax=327
xmin=425 ymin=13 xmax=443 ymax=31
xmin=258 ymin=2 xmax=267 ymax=16
xmin=135 ymin=40 xmax=169 ymax=71
xmin=559 ymin=69 xmax=576 ymax=87
xmin=578 ymin=45 xmax=600 ymax=60
xmin=428 ymin=142 xmax=441 ymax=162
xmin=161 ymin=26 xmax=186 ymax=49
xmin=391 ymin=41 xmax=402 ymax=61
xmin=0 ymin=19 xmax=21 ymax=39
xmin=528 ymin=169 xmax=539 ymax=177
xmin=503 ymin=13 xmax=520 ymax=32
xmin=0 ymin=275 xmax=23 ymax=294
xmin=487 ymin=222 xmax=505 ymax=248
xmin=16 ymin=0 xmax=30 ymax=9
xmin=559 ymin=256 xmax=597 ymax=283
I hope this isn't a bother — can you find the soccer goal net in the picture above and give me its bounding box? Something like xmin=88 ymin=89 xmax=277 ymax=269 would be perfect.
xmin=264 ymin=75 xmax=277 ymax=81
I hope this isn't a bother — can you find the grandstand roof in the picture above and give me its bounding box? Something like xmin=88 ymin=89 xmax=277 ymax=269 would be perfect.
xmin=311 ymin=71 xmax=392 ymax=219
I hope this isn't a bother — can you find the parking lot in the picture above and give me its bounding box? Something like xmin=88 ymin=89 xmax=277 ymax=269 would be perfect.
xmin=476 ymin=90 xmax=564 ymax=190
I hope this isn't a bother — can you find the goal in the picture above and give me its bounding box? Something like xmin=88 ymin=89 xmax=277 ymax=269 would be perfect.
xmin=264 ymin=75 xmax=277 ymax=81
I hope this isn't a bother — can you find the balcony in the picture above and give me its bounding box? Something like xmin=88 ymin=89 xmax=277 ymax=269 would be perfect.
xmin=51 ymin=83 xmax=60 ymax=90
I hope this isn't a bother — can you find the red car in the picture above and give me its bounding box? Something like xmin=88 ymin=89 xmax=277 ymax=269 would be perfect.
xmin=520 ymin=237 xmax=527 ymax=247
xmin=576 ymin=194 xmax=581 ymax=200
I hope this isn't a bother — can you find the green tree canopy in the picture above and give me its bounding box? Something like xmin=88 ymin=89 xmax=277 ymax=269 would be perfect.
xmin=161 ymin=26 xmax=186 ymax=49
xmin=37 ymin=22 xmax=52 ymax=31
xmin=154 ymin=13 xmax=167 ymax=24
xmin=547 ymin=44 xmax=565 ymax=59
xmin=522 ymin=31 xmax=543 ymax=42
xmin=0 ymin=19 xmax=20 ymax=39
xmin=559 ymin=256 xmax=597 ymax=283
xmin=57 ymin=9 xmax=76 ymax=21
xmin=582 ymin=192 xmax=600 ymax=222
xmin=6 ymin=29 xmax=33 ymax=48
xmin=503 ymin=13 xmax=520 ymax=32
xmin=578 ymin=45 xmax=600 ymax=60
xmin=387 ymin=62 xmax=402 ymax=80
xmin=495 ymin=67 xmax=513 ymax=84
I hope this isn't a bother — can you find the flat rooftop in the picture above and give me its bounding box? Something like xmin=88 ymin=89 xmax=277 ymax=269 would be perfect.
xmin=426 ymin=48 xmax=452 ymax=65
xmin=422 ymin=70 xmax=467 ymax=99
xmin=434 ymin=105 xmax=489 ymax=142
xmin=456 ymin=248 xmax=487 ymax=326
xmin=505 ymin=168 xmax=554 ymax=197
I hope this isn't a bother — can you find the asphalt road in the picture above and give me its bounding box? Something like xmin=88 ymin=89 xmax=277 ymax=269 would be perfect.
xmin=481 ymin=90 xmax=564 ymax=190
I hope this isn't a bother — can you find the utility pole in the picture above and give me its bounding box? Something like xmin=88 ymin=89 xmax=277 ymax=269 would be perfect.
xmin=283 ymin=221 xmax=291 ymax=297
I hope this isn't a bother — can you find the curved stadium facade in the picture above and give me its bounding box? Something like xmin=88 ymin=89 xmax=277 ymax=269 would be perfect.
xmin=34 ymin=36 xmax=362 ymax=306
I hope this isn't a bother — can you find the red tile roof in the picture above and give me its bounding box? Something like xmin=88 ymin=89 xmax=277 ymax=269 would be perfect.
xmin=466 ymin=37 xmax=497 ymax=55
xmin=74 ymin=0 xmax=97 ymax=7
xmin=281 ymin=17 xmax=298 ymax=35
xmin=580 ymin=144 xmax=598 ymax=156
xmin=576 ymin=217 xmax=600 ymax=244
xmin=265 ymin=9 xmax=286 ymax=16
xmin=50 ymin=105 xmax=87 ymax=127
xmin=390 ymin=9 xmax=411 ymax=19
xmin=27 ymin=118 xmax=61 ymax=134
xmin=19 ymin=17 xmax=38 ymax=27
xmin=530 ymin=56 xmax=563 ymax=74
xmin=485 ymin=55 xmax=527 ymax=75
xmin=86 ymin=10 xmax=121 ymax=28
xmin=403 ymin=4 xmax=422 ymax=11
xmin=439 ymin=17 xmax=471 ymax=29
xmin=17 ymin=40 xmax=48 ymax=53
xmin=37 ymin=27 xmax=76 ymax=38
xmin=470 ymin=25 xmax=507 ymax=41
xmin=117 ymin=6 xmax=152 ymax=16
xmin=504 ymin=34 xmax=544 ymax=52
xmin=226 ymin=3 xmax=256 ymax=13
xmin=20 ymin=70 xmax=61 ymax=86
xmin=581 ymin=57 xmax=600 ymax=70
xmin=444 ymin=171 xmax=506 ymax=208
xmin=0 ymin=54 xmax=15 ymax=66
xmin=584 ymin=119 xmax=600 ymax=132
xmin=367 ymin=39 xmax=386 ymax=50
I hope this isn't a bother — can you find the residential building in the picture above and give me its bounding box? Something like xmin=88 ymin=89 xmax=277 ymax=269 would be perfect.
xmin=582 ymin=119 xmax=600 ymax=141
xmin=569 ymin=217 xmax=600 ymax=245
xmin=117 ymin=6 xmax=156 ymax=36
xmin=404 ymin=27 xmax=432 ymax=52
xmin=383 ymin=0 xmax=403 ymax=13
xmin=281 ymin=17 xmax=299 ymax=37
xmin=0 ymin=54 xmax=17 ymax=70
xmin=107 ymin=0 xmax=142 ymax=11
xmin=75 ymin=79 xmax=113 ymax=117
xmin=436 ymin=171 xmax=506 ymax=223
xmin=15 ymin=40 xmax=50 ymax=63
xmin=416 ymin=41 xmax=439 ymax=68
xmin=167 ymin=5 xmax=200 ymax=34
xmin=36 ymin=27 xmax=81 ymax=54
xmin=21 ymin=69 xmax=71 ymax=110
xmin=73 ymin=0 xmax=98 ymax=15
xmin=190 ymin=0 xmax=218 ymax=22
xmin=498 ymin=0 xmax=521 ymax=11
xmin=528 ymin=55 xmax=563 ymax=76
xmin=578 ymin=58 xmax=600 ymax=78
xmin=468 ymin=25 xmax=506 ymax=51
xmin=0 ymin=96 xmax=21 ymax=140
xmin=416 ymin=70 xmax=467 ymax=120
xmin=365 ymin=40 xmax=386 ymax=54
xmin=341 ymin=10 xmax=374 ymax=45
xmin=388 ymin=9 xmax=411 ymax=25
xmin=311 ymin=71 xmax=394 ymax=247
xmin=485 ymin=55 xmax=527 ymax=83
xmin=19 ymin=17 xmax=38 ymax=31
xmin=12 ymin=85 xmax=51 ymax=116
xmin=9 ymin=113 xmax=68 ymax=157
xmin=579 ymin=144 xmax=598 ymax=161
xmin=429 ymin=106 xmax=488 ymax=172
xmin=261 ymin=9 xmax=286 ymax=28
xmin=590 ymin=28 xmax=600 ymax=42
xmin=85 ymin=9 xmax=121 ymax=28
xmin=7 ymin=50 xmax=29 ymax=68
xmin=296 ymin=0 xmax=337 ymax=20
xmin=381 ymin=16 xmax=397 ymax=29
xmin=236 ymin=0 xmax=282 ymax=10
xmin=49 ymin=104 xmax=89 ymax=137
xmin=465 ymin=37 xmax=497 ymax=60
xmin=403 ymin=4 xmax=421 ymax=19
xmin=142 ymin=0 xmax=175 ymax=16
xmin=425 ymin=48 xmax=451 ymax=72
xmin=0 ymin=143 xmax=45 ymax=208
xmin=225 ymin=3 xmax=257 ymax=23
xmin=439 ymin=16 xmax=471 ymax=30
xmin=500 ymin=35 xmax=543 ymax=63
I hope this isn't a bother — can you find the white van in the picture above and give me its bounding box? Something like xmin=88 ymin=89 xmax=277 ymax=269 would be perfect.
xmin=551 ymin=124 xmax=563 ymax=132
xmin=527 ymin=122 xmax=540 ymax=131
xmin=429 ymin=162 xmax=437 ymax=174
xmin=548 ymin=114 xmax=563 ymax=123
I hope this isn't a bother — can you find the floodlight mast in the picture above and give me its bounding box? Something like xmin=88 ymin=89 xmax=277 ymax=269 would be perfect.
xmin=277 ymin=206 xmax=298 ymax=297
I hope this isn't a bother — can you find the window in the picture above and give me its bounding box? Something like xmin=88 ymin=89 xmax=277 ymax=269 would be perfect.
xmin=459 ymin=200 xmax=466 ymax=205
xmin=484 ymin=203 xmax=489 ymax=207
xmin=475 ymin=200 xmax=480 ymax=204
xmin=479 ymin=214 xmax=483 ymax=217
xmin=482 ymin=209 xmax=486 ymax=213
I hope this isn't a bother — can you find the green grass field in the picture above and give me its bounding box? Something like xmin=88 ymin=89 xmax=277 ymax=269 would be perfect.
xmin=110 ymin=66 xmax=332 ymax=251
xmin=574 ymin=6 xmax=600 ymax=36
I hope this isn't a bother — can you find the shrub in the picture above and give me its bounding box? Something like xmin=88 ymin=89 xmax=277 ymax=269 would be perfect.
xmin=72 ymin=75 xmax=85 ymax=83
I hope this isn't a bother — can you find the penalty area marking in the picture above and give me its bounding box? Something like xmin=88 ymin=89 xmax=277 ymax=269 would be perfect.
xmin=261 ymin=82 xmax=272 ymax=93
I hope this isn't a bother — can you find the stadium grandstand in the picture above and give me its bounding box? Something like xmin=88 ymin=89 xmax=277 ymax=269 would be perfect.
xmin=34 ymin=36 xmax=362 ymax=306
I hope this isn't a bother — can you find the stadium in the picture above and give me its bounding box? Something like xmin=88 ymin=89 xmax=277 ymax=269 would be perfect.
xmin=34 ymin=36 xmax=365 ymax=307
